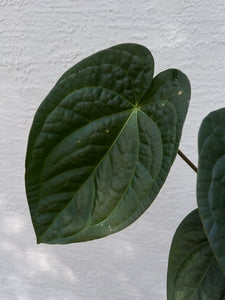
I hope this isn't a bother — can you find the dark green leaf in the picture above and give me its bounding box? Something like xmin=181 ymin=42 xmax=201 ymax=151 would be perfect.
xmin=197 ymin=108 xmax=225 ymax=274
xmin=167 ymin=209 xmax=225 ymax=300
xmin=25 ymin=43 xmax=190 ymax=244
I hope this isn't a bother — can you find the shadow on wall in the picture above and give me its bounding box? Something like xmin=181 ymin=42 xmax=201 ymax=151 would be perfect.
xmin=0 ymin=208 xmax=155 ymax=300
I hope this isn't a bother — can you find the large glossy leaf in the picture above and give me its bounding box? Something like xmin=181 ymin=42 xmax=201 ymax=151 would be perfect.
xmin=167 ymin=209 xmax=225 ymax=300
xmin=197 ymin=108 xmax=225 ymax=274
xmin=25 ymin=43 xmax=190 ymax=244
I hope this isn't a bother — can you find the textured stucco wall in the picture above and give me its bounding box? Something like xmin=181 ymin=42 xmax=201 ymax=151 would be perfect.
xmin=1 ymin=1 xmax=225 ymax=299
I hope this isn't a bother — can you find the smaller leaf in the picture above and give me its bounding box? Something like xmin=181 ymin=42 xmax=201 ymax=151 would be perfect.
xmin=167 ymin=209 xmax=225 ymax=300
xmin=197 ymin=108 xmax=225 ymax=274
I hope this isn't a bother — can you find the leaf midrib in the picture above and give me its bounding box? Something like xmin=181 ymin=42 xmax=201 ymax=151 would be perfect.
xmin=42 ymin=108 xmax=166 ymax=243
xmin=189 ymin=257 xmax=214 ymax=300
xmin=173 ymin=241 xmax=213 ymax=300
xmin=38 ymin=109 xmax=138 ymax=242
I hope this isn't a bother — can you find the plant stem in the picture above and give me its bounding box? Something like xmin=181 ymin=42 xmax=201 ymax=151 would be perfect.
xmin=178 ymin=149 xmax=198 ymax=173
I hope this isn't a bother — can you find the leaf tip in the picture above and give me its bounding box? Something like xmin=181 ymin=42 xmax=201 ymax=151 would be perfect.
xmin=36 ymin=237 xmax=42 ymax=244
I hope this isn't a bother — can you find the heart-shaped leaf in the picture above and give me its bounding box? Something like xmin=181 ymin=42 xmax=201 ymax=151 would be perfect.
xmin=197 ymin=108 xmax=225 ymax=274
xmin=167 ymin=209 xmax=225 ymax=300
xmin=25 ymin=43 xmax=190 ymax=244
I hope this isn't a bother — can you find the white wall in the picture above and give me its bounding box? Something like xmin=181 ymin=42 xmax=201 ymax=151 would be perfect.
xmin=1 ymin=0 xmax=225 ymax=299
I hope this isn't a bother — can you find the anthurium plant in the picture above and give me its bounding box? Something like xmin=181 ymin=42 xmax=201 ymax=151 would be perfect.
xmin=25 ymin=43 xmax=225 ymax=299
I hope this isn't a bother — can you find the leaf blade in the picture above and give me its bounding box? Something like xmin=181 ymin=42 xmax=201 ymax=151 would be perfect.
xmin=167 ymin=209 xmax=225 ymax=300
xmin=25 ymin=44 xmax=190 ymax=244
xmin=197 ymin=108 xmax=225 ymax=274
